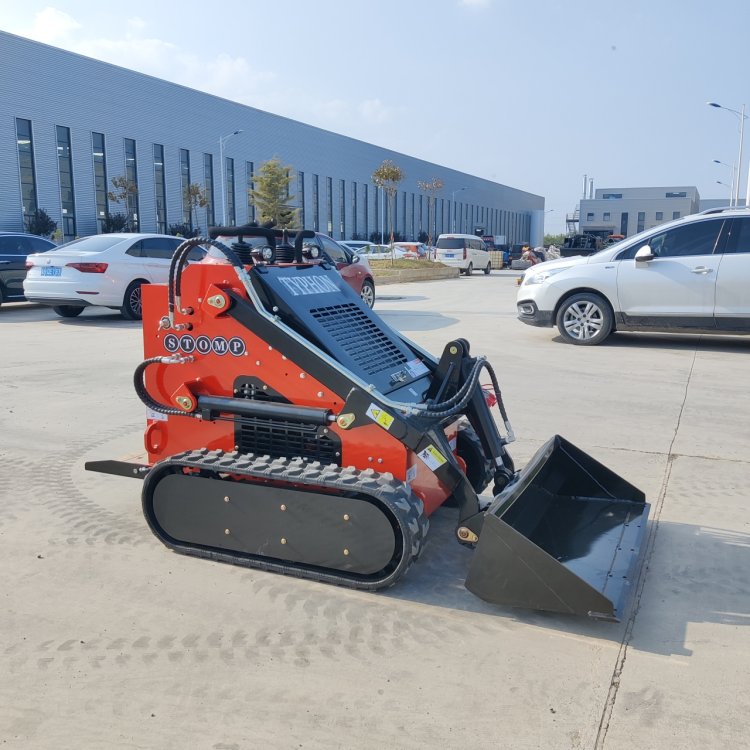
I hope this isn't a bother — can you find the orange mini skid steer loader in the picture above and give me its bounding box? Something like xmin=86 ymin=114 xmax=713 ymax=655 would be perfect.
xmin=87 ymin=226 xmax=649 ymax=620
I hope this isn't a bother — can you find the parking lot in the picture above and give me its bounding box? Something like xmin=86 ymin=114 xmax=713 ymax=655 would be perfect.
xmin=2 ymin=273 xmax=749 ymax=749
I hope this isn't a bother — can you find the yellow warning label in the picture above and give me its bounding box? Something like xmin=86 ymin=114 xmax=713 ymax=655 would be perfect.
xmin=418 ymin=444 xmax=447 ymax=471
xmin=366 ymin=403 xmax=395 ymax=430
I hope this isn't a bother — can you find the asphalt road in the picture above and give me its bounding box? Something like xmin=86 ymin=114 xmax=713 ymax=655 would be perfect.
xmin=1 ymin=274 xmax=748 ymax=749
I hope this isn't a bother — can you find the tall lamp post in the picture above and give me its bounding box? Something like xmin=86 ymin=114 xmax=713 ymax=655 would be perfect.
xmin=707 ymin=102 xmax=746 ymax=206
xmin=717 ymin=180 xmax=733 ymax=203
xmin=712 ymin=159 xmax=735 ymax=206
xmin=219 ymin=129 xmax=243 ymax=226
xmin=451 ymin=186 xmax=467 ymax=232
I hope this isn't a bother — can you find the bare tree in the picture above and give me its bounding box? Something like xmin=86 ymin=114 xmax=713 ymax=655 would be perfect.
xmin=107 ymin=175 xmax=138 ymax=230
xmin=185 ymin=182 xmax=208 ymax=233
xmin=417 ymin=177 xmax=444 ymax=248
xmin=372 ymin=160 xmax=404 ymax=250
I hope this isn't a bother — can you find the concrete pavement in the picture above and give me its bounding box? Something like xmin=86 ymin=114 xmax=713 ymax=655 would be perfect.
xmin=1 ymin=274 xmax=748 ymax=749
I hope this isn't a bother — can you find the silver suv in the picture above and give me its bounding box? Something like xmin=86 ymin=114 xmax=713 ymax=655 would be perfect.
xmin=516 ymin=207 xmax=750 ymax=345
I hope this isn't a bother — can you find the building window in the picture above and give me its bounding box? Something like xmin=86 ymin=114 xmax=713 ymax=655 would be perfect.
xmin=153 ymin=144 xmax=167 ymax=233
xmin=92 ymin=133 xmax=108 ymax=234
xmin=297 ymin=171 xmax=305 ymax=228
xmin=673 ymin=211 xmax=680 ymax=220
xmin=351 ymin=182 xmax=357 ymax=238
xmin=410 ymin=193 xmax=415 ymax=239
xmin=16 ymin=119 xmax=38 ymax=229
xmin=124 ymin=138 xmax=140 ymax=232
xmin=246 ymin=162 xmax=255 ymax=223
xmin=666 ymin=192 xmax=687 ymax=198
xmin=225 ymin=157 xmax=236 ymax=225
xmin=56 ymin=125 xmax=76 ymax=241
xmin=655 ymin=211 xmax=663 ymax=221
xmin=179 ymin=148 xmax=191 ymax=227
xmin=637 ymin=211 xmax=645 ymax=233
xmin=603 ymin=211 xmax=610 ymax=222
xmin=362 ymin=183 xmax=368 ymax=237
xmin=203 ymin=153 xmax=215 ymax=228
xmin=620 ymin=212 xmax=629 ymax=236
xmin=603 ymin=193 xmax=622 ymax=199
xmin=312 ymin=174 xmax=319 ymax=231
xmin=339 ymin=179 xmax=345 ymax=238
xmin=587 ymin=212 xmax=594 ymax=221
xmin=374 ymin=185 xmax=380 ymax=241
xmin=326 ymin=177 xmax=333 ymax=235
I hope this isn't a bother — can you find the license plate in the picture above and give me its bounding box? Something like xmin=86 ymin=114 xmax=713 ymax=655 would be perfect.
xmin=41 ymin=266 xmax=62 ymax=277
xmin=444 ymin=253 xmax=455 ymax=259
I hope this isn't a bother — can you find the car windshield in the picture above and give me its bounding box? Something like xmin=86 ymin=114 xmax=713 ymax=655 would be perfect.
xmin=56 ymin=236 xmax=125 ymax=252
xmin=436 ymin=238 xmax=464 ymax=249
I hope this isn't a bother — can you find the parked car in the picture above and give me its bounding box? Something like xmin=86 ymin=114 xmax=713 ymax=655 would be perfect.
xmin=206 ymin=231 xmax=377 ymax=308
xmin=342 ymin=240 xmax=375 ymax=253
xmin=434 ymin=234 xmax=492 ymax=275
xmin=0 ymin=232 xmax=56 ymax=306
xmin=23 ymin=233 xmax=198 ymax=319
xmin=517 ymin=207 xmax=750 ymax=345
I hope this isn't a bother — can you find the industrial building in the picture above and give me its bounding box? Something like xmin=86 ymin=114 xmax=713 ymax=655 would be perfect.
xmin=1 ymin=31 xmax=545 ymax=245
xmin=578 ymin=186 xmax=739 ymax=239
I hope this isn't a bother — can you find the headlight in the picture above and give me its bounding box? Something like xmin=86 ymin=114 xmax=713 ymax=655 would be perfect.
xmin=261 ymin=246 xmax=274 ymax=261
xmin=523 ymin=267 xmax=569 ymax=285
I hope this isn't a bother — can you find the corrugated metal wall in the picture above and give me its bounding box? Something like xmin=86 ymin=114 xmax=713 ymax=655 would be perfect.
xmin=0 ymin=31 xmax=544 ymax=243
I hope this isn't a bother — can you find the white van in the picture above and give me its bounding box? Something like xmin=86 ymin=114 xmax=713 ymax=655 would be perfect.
xmin=434 ymin=234 xmax=491 ymax=275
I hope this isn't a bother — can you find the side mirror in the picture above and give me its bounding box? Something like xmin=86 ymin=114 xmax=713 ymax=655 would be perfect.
xmin=635 ymin=245 xmax=655 ymax=262
xmin=351 ymin=254 xmax=360 ymax=264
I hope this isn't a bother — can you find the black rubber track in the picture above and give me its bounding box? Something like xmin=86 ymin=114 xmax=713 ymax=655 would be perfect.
xmin=142 ymin=449 xmax=430 ymax=592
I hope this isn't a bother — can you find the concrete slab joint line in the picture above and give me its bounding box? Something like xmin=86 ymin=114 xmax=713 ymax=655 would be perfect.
xmin=594 ymin=348 xmax=698 ymax=749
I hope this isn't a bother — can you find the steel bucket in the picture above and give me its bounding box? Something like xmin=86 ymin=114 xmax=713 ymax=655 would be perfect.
xmin=465 ymin=435 xmax=650 ymax=620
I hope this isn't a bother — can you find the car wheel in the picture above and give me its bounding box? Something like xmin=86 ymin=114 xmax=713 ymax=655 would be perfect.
xmin=464 ymin=263 xmax=473 ymax=276
xmin=360 ymin=279 xmax=375 ymax=308
xmin=52 ymin=305 xmax=84 ymax=318
xmin=121 ymin=280 xmax=145 ymax=320
xmin=556 ymin=292 xmax=613 ymax=346
xmin=484 ymin=262 xmax=492 ymax=275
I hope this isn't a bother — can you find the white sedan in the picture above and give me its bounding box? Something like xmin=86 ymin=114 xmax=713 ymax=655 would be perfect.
xmin=24 ymin=233 xmax=200 ymax=320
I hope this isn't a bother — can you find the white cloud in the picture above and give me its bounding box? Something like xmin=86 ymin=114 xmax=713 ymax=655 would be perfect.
xmin=358 ymin=99 xmax=392 ymax=125
xmin=127 ymin=17 xmax=148 ymax=32
xmin=25 ymin=7 xmax=81 ymax=43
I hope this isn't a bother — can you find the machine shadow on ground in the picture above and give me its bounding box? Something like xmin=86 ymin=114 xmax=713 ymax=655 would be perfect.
xmin=377 ymin=310 xmax=459 ymax=332
xmin=549 ymin=331 xmax=750 ymax=353
xmin=381 ymin=508 xmax=750 ymax=656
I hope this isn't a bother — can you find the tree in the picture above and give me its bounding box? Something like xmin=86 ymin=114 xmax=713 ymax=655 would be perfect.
xmin=544 ymin=233 xmax=566 ymax=246
xmin=417 ymin=177 xmax=444 ymax=247
xmin=250 ymin=157 xmax=298 ymax=228
xmin=107 ymin=175 xmax=138 ymax=230
xmin=27 ymin=208 xmax=57 ymax=238
xmin=184 ymin=182 xmax=208 ymax=234
xmin=372 ymin=160 xmax=404 ymax=248
xmin=102 ymin=213 xmax=128 ymax=233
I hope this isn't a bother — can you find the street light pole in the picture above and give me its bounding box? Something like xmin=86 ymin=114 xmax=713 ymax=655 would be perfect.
xmin=219 ymin=130 xmax=242 ymax=226
xmin=708 ymin=102 xmax=746 ymax=206
xmin=451 ymin=187 xmax=467 ymax=232
xmin=712 ymin=160 xmax=735 ymax=206
xmin=717 ymin=180 xmax=733 ymax=203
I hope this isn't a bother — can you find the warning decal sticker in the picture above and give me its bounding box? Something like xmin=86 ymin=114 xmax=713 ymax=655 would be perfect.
xmin=366 ymin=403 xmax=395 ymax=430
xmin=418 ymin=444 xmax=447 ymax=471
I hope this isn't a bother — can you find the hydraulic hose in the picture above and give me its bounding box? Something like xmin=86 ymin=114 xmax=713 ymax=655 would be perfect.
xmin=134 ymin=356 xmax=200 ymax=418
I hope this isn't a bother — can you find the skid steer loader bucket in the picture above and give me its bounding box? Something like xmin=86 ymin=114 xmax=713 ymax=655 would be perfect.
xmin=466 ymin=435 xmax=649 ymax=620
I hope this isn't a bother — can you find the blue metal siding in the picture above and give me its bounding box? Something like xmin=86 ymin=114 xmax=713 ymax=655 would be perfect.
xmin=0 ymin=30 xmax=544 ymax=239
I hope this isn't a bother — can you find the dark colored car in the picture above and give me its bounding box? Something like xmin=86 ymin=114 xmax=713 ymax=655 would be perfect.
xmin=0 ymin=232 xmax=57 ymax=306
xmin=303 ymin=232 xmax=376 ymax=308
xmin=207 ymin=231 xmax=376 ymax=308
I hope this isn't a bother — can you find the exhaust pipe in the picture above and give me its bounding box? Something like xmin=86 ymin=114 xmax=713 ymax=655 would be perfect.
xmin=465 ymin=435 xmax=649 ymax=620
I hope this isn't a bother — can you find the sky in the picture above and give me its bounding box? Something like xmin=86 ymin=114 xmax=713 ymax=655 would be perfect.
xmin=4 ymin=0 xmax=750 ymax=234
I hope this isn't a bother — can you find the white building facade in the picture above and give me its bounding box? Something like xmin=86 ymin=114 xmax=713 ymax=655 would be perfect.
xmin=1 ymin=31 xmax=545 ymax=245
